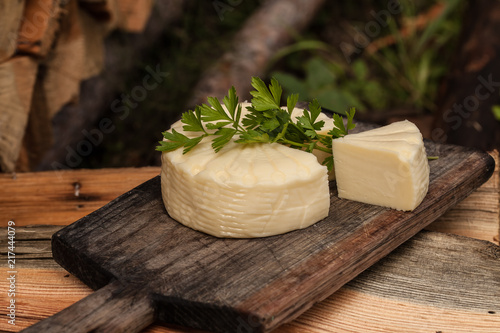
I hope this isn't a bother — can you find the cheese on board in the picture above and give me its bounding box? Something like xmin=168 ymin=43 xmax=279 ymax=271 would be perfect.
xmin=161 ymin=104 xmax=331 ymax=238
xmin=331 ymin=120 xmax=429 ymax=211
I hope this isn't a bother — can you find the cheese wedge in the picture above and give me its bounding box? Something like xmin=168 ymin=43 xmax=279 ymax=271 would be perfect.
xmin=331 ymin=120 xmax=429 ymax=211
xmin=161 ymin=104 xmax=331 ymax=238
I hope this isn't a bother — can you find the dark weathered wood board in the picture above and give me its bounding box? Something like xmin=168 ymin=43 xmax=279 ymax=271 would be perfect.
xmin=21 ymin=137 xmax=495 ymax=333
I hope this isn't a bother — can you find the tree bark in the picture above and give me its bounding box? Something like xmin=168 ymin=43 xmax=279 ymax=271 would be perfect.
xmin=188 ymin=0 xmax=327 ymax=107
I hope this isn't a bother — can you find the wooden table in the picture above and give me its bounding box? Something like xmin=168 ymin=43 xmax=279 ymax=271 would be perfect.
xmin=0 ymin=153 xmax=499 ymax=332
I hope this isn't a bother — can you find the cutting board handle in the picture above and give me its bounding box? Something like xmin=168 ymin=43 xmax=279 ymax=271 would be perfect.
xmin=20 ymin=279 xmax=155 ymax=333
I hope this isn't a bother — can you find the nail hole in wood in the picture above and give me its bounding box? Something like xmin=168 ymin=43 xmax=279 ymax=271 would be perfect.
xmin=73 ymin=182 xmax=81 ymax=197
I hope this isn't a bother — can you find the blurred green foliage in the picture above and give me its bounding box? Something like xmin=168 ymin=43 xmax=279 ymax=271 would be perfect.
xmin=270 ymin=0 xmax=463 ymax=114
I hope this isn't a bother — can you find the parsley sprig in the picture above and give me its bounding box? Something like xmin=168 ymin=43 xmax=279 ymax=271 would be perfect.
xmin=156 ymin=77 xmax=355 ymax=171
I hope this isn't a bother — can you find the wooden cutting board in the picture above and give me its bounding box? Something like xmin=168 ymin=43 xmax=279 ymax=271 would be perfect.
xmin=21 ymin=134 xmax=495 ymax=333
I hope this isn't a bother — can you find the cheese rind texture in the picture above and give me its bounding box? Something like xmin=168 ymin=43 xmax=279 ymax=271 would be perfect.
xmin=331 ymin=120 xmax=429 ymax=211
xmin=160 ymin=104 xmax=331 ymax=238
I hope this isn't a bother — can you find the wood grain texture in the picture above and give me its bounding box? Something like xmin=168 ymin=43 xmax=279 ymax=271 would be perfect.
xmin=277 ymin=231 xmax=500 ymax=333
xmin=0 ymin=166 xmax=160 ymax=227
xmin=0 ymin=0 xmax=25 ymax=63
xmin=426 ymin=150 xmax=499 ymax=243
xmin=0 ymin=56 xmax=38 ymax=172
xmin=20 ymin=280 xmax=155 ymax=333
xmin=1 ymin=230 xmax=499 ymax=332
xmin=23 ymin=140 xmax=494 ymax=333
xmin=16 ymin=0 xmax=63 ymax=57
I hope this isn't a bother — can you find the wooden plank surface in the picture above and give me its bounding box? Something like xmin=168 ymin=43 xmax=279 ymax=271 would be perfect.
xmin=0 ymin=228 xmax=499 ymax=332
xmin=0 ymin=167 xmax=160 ymax=227
xmin=15 ymin=139 xmax=494 ymax=333
xmin=426 ymin=149 xmax=499 ymax=243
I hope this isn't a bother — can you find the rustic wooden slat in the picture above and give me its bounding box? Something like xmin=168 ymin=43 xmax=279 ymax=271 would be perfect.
xmin=0 ymin=0 xmax=25 ymax=63
xmin=0 ymin=225 xmax=62 ymax=240
xmin=0 ymin=167 xmax=160 ymax=227
xmin=277 ymin=231 xmax=500 ymax=333
xmin=21 ymin=279 xmax=155 ymax=333
xmin=0 ymin=230 xmax=498 ymax=332
xmin=426 ymin=150 xmax=500 ymax=243
xmin=0 ymin=56 xmax=38 ymax=172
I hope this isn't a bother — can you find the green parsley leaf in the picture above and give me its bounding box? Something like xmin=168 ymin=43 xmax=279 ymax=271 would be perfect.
xmin=206 ymin=121 xmax=232 ymax=130
xmin=268 ymin=77 xmax=283 ymax=106
xmin=250 ymin=77 xmax=281 ymax=111
xmin=212 ymin=127 xmax=237 ymax=152
xmin=322 ymin=155 xmax=334 ymax=171
xmin=261 ymin=117 xmax=281 ymax=133
xmin=223 ymin=86 xmax=239 ymax=118
xmin=328 ymin=107 xmax=355 ymax=139
xmin=200 ymin=99 xmax=231 ymax=122
xmin=296 ymin=99 xmax=325 ymax=139
xmin=156 ymin=76 xmax=357 ymax=172
xmin=346 ymin=107 xmax=356 ymax=131
xmin=236 ymin=129 xmax=270 ymax=144
xmin=156 ymin=129 xmax=204 ymax=154
xmin=287 ymin=93 xmax=299 ymax=115
xmin=241 ymin=107 xmax=264 ymax=130
xmin=181 ymin=107 xmax=205 ymax=133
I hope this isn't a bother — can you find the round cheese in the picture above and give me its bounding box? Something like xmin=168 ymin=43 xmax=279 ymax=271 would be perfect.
xmin=160 ymin=104 xmax=331 ymax=238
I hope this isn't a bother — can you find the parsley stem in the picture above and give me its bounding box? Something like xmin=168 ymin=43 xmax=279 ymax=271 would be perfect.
xmin=279 ymin=139 xmax=332 ymax=154
xmin=273 ymin=122 xmax=289 ymax=143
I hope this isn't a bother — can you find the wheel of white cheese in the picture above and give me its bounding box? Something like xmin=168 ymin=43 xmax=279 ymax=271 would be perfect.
xmin=160 ymin=105 xmax=331 ymax=238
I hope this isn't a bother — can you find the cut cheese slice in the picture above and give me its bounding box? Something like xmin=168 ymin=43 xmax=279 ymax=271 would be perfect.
xmin=160 ymin=104 xmax=331 ymax=238
xmin=331 ymin=120 xmax=429 ymax=211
